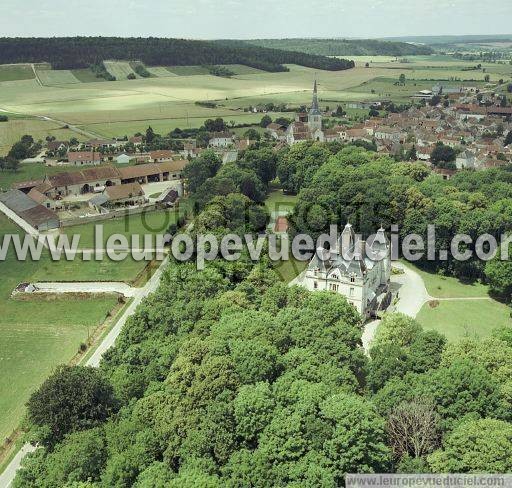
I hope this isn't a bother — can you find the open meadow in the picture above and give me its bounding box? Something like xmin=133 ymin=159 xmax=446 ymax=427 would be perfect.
xmin=1 ymin=57 xmax=508 ymax=144
xmin=0 ymin=214 xmax=119 ymax=442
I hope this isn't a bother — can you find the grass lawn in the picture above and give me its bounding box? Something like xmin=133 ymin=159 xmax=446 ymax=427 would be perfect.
xmin=275 ymin=257 xmax=308 ymax=283
xmin=416 ymin=299 xmax=511 ymax=342
xmin=63 ymin=209 xmax=179 ymax=248
xmin=264 ymin=190 xmax=299 ymax=215
xmin=30 ymin=254 xmax=150 ymax=283
xmin=0 ymin=65 xmax=34 ymax=82
xmin=0 ymin=214 xmax=118 ymax=442
xmin=407 ymin=263 xmax=490 ymax=298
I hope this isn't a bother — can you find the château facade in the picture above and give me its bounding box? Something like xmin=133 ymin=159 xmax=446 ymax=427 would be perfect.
xmin=302 ymin=224 xmax=392 ymax=318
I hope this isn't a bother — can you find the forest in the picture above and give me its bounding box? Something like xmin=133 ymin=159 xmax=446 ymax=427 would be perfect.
xmin=0 ymin=37 xmax=354 ymax=72
xmin=278 ymin=142 xmax=512 ymax=299
xmin=13 ymin=143 xmax=512 ymax=486
xmin=242 ymin=38 xmax=434 ymax=56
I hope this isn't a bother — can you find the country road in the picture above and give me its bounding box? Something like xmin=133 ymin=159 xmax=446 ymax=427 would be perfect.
xmin=0 ymin=256 xmax=169 ymax=487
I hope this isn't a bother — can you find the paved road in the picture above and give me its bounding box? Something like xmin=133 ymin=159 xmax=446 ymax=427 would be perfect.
xmin=0 ymin=444 xmax=37 ymax=487
xmin=0 ymin=257 xmax=169 ymax=486
xmin=362 ymin=261 xmax=429 ymax=353
xmin=87 ymin=256 xmax=169 ymax=367
xmin=31 ymin=282 xmax=137 ymax=297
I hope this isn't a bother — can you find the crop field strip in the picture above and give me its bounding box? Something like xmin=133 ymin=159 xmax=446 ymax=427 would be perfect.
xmin=103 ymin=60 xmax=140 ymax=80
xmin=36 ymin=68 xmax=81 ymax=86
xmin=0 ymin=64 xmax=35 ymax=82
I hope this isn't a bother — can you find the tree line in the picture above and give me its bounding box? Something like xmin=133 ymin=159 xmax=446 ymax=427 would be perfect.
xmin=243 ymin=38 xmax=434 ymax=56
xmin=0 ymin=37 xmax=354 ymax=72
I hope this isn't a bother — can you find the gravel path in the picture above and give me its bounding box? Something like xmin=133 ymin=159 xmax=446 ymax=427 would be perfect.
xmin=30 ymin=282 xmax=137 ymax=297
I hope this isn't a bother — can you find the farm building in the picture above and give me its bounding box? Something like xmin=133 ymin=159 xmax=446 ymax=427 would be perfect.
xmin=44 ymin=166 xmax=122 ymax=197
xmin=104 ymin=182 xmax=146 ymax=206
xmin=67 ymin=151 xmax=103 ymax=166
xmin=39 ymin=160 xmax=188 ymax=198
xmin=116 ymin=153 xmax=132 ymax=164
xmin=150 ymin=150 xmax=175 ymax=162
xmin=0 ymin=190 xmax=60 ymax=231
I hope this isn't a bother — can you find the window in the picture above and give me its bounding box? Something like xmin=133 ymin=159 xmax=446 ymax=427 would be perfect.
xmin=349 ymin=287 xmax=355 ymax=297
xmin=314 ymin=281 xmax=318 ymax=289
xmin=350 ymin=275 xmax=355 ymax=283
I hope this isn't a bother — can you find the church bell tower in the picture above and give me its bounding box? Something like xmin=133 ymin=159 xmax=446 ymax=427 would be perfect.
xmin=308 ymin=80 xmax=322 ymax=132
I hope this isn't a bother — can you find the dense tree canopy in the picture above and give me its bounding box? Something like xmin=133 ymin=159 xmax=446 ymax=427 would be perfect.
xmin=0 ymin=37 xmax=354 ymax=72
xmin=14 ymin=142 xmax=512 ymax=484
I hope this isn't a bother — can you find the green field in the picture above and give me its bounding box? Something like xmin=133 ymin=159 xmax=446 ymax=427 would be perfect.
xmin=71 ymin=68 xmax=108 ymax=83
xmin=416 ymin=299 xmax=511 ymax=342
xmin=36 ymin=68 xmax=81 ymax=86
xmin=0 ymin=64 xmax=34 ymax=82
xmin=30 ymin=254 xmax=149 ymax=283
xmin=407 ymin=263 xmax=510 ymax=342
xmin=0 ymin=117 xmax=85 ymax=156
xmin=104 ymin=60 xmax=139 ymax=80
xmin=0 ymin=57 xmax=509 ymax=147
xmin=276 ymin=257 xmax=308 ymax=283
xmin=0 ymin=214 xmax=118 ymax=442
xmin=62 ymin=209 xmax=179 ymax=248
xmin=166 ymin=65 xmax=211 ymax=76
xmin=146 ymin=66 xmax=177 ymax=78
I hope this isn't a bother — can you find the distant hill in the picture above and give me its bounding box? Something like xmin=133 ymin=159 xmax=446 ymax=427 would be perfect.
xmin=0 ymin=37 xmax=354 ymax=73
xmin=240 ymin=38 xmax=434 ymax=56
xmin=380 ymin=35 xmax=512 ymax=45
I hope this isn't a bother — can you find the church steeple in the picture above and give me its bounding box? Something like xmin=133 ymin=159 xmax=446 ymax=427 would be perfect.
xmin=310 ymin=79 xmax=321 ymax=115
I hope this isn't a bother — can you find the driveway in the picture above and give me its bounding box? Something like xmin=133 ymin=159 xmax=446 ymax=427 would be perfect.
xmin=362 ymin=261 xmax=429 ymax=353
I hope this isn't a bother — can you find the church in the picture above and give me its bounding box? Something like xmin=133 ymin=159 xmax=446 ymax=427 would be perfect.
xmin=286 ymin=81 xmax=325 ymax=144
xmin=301 ymin=224 xmax=392 ymax=318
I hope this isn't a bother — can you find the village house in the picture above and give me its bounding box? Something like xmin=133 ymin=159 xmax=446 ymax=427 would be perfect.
xmin=456 ymin=149 xmax=478 ymax=169
xmin=208 ymin=132 xmax=235 ymax=148
xmin=82 ymin=139 xmax=117 ymax=150
xmin=0 ymin=190 xmax=60 ymax=231
xmin=150 ymin=150 xmax=175 ymax=162
xmin=27 ymin=187 xmax=56 ymax=210
xmin=67 ymin=151 xmax=103 ymax=166
xmin=46 ymin=140 xmax=69 ymax=153
xmin=129 ymin=136 xmax=143 ymax=146
xmin=266 ymin=123 xmax=287 ymax=141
